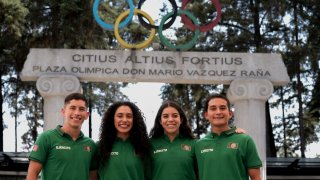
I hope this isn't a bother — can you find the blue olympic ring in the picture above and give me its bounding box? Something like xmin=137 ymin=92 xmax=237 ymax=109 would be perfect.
xmin=93 ymin=0 xmax=135 ymax=31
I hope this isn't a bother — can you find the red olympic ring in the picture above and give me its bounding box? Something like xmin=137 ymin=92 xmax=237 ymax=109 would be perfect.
xmin=181 ymin=0 xmax=222 ymax=32
xmin=137 ymin=0 xmax=178 ymax=30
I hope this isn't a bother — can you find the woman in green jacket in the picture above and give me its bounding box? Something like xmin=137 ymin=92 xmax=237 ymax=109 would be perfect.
xmin=97 ymin=101 xmax=151 ymax=180
xmin=149 ymin=100 xmax=197 ymax=180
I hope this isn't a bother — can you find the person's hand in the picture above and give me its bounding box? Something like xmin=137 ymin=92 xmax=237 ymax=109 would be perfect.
xmin=235 ymin=128 xmax=246 ymax=134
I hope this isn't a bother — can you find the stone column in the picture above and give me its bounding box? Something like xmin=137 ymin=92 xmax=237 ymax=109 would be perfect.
xmin=227 ymin=78 xmax=274 ymax=180
xmin=36 ymin=75 xmax=82 ymax=131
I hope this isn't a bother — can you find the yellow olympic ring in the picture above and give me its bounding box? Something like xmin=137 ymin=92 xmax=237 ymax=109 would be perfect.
xmin=114 ymin=9 xmax=156 ymax=50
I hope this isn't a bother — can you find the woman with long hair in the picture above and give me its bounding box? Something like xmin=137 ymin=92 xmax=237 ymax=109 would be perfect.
xmin=149 ymin=100 xmax=197 ymax=180
xmin=97 ymin=101 xmax=151 ymax=180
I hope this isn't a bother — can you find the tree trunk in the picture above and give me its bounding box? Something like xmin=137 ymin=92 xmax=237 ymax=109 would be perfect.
xmin=266 ymin=101 xmax=277 ymax=157
xmin=0 ymin=73 xmax=4 ymax=151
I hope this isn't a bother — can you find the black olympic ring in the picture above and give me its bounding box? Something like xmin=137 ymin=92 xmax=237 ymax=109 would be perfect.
xmin=137 ymin=0 xmax=178 ymax=30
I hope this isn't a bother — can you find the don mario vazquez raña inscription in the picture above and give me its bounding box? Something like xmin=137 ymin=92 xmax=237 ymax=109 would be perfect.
xmin=20 ymin=48 xmax=289 ymax=85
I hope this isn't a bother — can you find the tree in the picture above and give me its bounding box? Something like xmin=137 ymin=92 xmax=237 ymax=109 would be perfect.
xmin=162 ymin=0 xmax=284 ymax=147
xmin=158 ymin=0 xmax=320 ymax=157
xmin=0 ymin=0 xmax=28 ymax=151
xmin=274 ymin=0 xmax=320 ymax=157
xmin=1 ymin=0 xmax=129 ymax=151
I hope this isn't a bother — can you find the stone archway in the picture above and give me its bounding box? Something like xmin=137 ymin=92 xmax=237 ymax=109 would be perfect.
xmin=21 ymin=48 xmax=290 ymax=179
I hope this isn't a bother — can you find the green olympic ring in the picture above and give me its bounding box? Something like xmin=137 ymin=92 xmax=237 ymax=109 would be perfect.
xmin=158 ymin=10 xmax=200 ymax=51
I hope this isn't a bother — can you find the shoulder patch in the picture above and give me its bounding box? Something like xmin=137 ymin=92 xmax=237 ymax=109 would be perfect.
xmin=32 ymin=145 xmax=38 ymax=152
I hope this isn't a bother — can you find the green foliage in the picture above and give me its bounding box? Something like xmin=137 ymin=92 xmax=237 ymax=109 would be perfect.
xmin=0 ymin=0 xmax=28 ymax=45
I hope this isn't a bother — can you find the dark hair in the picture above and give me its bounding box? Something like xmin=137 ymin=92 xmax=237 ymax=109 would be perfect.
xmin=64 ymin=93 xmax=88 ymax=108
xmin=149 ymin=100 xmax=195 ymax=139
xmin=98 ymin=101 xmax=150 ymax=165
xmin=204 ymin=94 xmax=231 ymax=112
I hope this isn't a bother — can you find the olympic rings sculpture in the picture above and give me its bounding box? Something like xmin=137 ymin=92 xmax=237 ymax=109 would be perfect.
xmin=93 ymin=0 xmax=222 ymax=51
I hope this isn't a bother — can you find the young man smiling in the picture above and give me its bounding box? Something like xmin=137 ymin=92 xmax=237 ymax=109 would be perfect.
xmin=195 ymin=94 xmax=262 ymax=180
xmin=27 ymin=93 xmax=97 ymax=180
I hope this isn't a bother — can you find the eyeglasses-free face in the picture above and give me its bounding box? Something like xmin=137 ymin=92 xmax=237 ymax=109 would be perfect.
xmin=161 ymin=106 xmax=181 ymax=138
xmin=205 ymin=98 xmax=232 ymax=129
xmin=114 ymin=105 xmax=133 ymax=140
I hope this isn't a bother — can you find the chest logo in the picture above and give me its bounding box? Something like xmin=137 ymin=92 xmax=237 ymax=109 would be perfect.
xmin=84 ymin=146 xmax=92 ymax=152
xmin=200 ymin=148 xmax=214 ymax=153
xmin=154 ymin=148 xmax=167 ymax=154
xmin=181 ymin=144 xmax=191 ymax=151
xmin=227 ymin=142 xmax=238 ymax=149
xmin=110 ymin=151 xmax=119 ymax=156
xmin=55 ymin=145 xmax=71 ymax=150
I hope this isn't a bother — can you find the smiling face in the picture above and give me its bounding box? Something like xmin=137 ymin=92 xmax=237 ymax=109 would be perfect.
xmin=205 ymin=97 xmax=232 ymax=130
xmin=114 ymin=105 xmax=133 ymax=140
xmin=160 ymin=106 xmax=181 ymax=138
xmin=61 ymin=99 xmax=89 ymax=130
